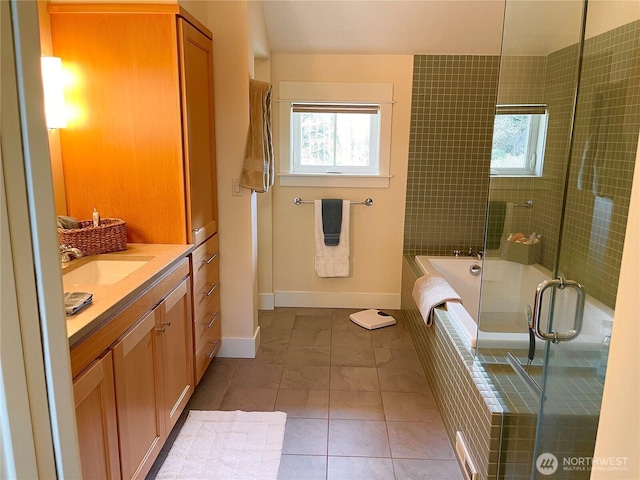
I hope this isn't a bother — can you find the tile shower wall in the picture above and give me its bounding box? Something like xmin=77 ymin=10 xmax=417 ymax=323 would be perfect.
xmin=404 ymin=55 xmax=500 ymax=255
xmin=558 ymin=20 xmax=640 ymax=308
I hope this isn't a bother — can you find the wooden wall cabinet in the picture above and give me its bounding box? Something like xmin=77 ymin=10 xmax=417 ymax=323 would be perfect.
xmin=49 ymin=4 xmax=218 ymax=246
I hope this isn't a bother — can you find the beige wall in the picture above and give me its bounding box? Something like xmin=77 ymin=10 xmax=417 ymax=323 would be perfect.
xmin=591 ymin=132 xmax=640 ymax=479
xmin=266 ymin=54 xmax=412 ymax=309
xmin=206 ymin=0 xmax=261 ymax=356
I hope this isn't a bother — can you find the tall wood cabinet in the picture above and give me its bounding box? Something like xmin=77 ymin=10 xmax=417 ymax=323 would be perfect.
xmin=50 ymin=4 xmax=221 ymax=384
xmin=49 ymin=4 xmax=218 ymax=245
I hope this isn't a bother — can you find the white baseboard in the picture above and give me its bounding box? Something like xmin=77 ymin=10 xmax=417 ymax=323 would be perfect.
xmin=258 ymin=293 xmax=275 ymax=310
xmin=217 ymin=326 xmax=261 ymax=358
xmin=274 ymin=291 xmax=400 ymax=309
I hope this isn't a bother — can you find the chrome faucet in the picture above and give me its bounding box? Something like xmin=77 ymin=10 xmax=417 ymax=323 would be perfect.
xmin=60 ymin=244 xmax=83 ymax=263
xmin=467 ymin=248 xmax=484 ymax=260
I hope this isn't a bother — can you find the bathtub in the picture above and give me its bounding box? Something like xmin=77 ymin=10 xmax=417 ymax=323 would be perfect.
xmin=415 ymin=255 xmax=614 ymax=350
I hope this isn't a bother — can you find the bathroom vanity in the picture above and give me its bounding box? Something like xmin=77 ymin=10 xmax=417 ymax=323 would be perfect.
xmin=49 ymin=4 xmax=221 ymax=478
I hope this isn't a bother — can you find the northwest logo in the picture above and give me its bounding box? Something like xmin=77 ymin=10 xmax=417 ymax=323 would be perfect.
xmin=536 ymin=452 xmax=559 ymax=475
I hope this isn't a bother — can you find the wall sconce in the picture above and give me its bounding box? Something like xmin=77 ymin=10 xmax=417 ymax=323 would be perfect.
xmin=41 ymin=56 xmax=67 ymax=129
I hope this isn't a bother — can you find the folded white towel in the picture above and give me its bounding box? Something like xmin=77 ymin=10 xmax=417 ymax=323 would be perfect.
xmin=412 ymin=274 xmax=462 ymax=326
xmin=314 ymin=200 xmax=350 ymax=277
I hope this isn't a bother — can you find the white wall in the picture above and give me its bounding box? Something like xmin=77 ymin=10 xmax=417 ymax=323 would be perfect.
xmin=591 ymin=133 xmax=640 ymax=479
xmin=266 ymin=54 xmax=413 ymax=309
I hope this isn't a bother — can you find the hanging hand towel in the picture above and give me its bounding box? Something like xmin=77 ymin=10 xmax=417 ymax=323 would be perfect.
xmin=240 ymin=79 xmax=274 ymax=193
xmin=314 ymin=200 xmax=350 ymax=277
xmin=412 ymin=274 xmax=461 ymax=326
xmin=321 ymin=199 xmax=343 ymax=246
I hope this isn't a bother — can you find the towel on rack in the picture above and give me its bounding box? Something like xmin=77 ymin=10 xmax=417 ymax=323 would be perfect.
xmin=314 ymin=200 xmax=350 ymax=277
xmin=321 ymin=199 xmax=343 ymax=246
xmin=412 ymin=274 xmax=462 ymax=326
xmin=240 ymin=79 xmax=274 ymax=193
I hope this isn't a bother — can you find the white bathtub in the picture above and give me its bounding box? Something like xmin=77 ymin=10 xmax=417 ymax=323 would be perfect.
xmin=415 ymin=255 xmax=614 ymax=350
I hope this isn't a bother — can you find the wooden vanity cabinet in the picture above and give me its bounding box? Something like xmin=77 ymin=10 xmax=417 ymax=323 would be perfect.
xmin=49 ymin=5 xmax=218 ymax=246
xmin=71 ymin=258 xmax=193 ymax=480
xmin=73 ymin=351 xmax=120 ymax=480
xmin=112 ymin=276 xmax=193 ymax=480
xmin=112 ymin=308 xmax=164 ymax=480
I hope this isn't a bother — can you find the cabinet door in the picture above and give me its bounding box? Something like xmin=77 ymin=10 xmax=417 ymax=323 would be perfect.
xmin=178 ymin=18 xmax=218 ymax=245
xmin=157 ymin=277 xmax=193 ymax=434
xmin=112 ymin=309 xmax=164 ymax=480
xmin=73 ymin=351 xmax=121 ymax=480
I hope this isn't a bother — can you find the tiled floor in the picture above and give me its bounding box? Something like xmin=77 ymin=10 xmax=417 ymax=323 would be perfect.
xmin=148 ymin=307 xmax=464 ymax=480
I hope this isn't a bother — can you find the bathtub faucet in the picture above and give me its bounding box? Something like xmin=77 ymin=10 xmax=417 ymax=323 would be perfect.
xmin=467 ymin=248 xmax=484 ymax=259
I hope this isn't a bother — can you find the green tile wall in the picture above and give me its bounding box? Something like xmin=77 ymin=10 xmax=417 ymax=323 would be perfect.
xmin=558 ymin=20 xmax=640 ymax=308
xmin=404 ymin=55 xmax=500 ymax=255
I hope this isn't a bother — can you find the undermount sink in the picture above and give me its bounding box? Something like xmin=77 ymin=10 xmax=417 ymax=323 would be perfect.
xmin=63 ymin=259 xmax=149 ymax=286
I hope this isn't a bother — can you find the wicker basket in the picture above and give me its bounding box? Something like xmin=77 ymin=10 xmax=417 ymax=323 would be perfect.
xmin=58 ymin=218 xmax=127 ymax=256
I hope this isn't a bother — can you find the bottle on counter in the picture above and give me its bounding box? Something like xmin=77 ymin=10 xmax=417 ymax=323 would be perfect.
xmin=92 ymin=207 xmax=100 ymax=227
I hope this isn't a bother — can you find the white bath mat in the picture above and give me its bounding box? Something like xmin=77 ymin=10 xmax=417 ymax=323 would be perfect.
xmin=156 ymin=410 xmax=287 ymax=480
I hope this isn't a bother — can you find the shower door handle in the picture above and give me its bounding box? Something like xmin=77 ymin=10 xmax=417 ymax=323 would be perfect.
xmin=531 ymin=277 xmax=585 ymax=343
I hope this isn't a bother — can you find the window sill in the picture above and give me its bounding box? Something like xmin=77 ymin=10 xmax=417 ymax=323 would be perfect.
xmin=279 ymin=173 xmax=392 ymax=188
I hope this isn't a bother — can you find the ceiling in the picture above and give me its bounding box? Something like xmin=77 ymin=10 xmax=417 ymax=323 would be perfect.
xmin=260 ymin=0 xmax=638 ymax=57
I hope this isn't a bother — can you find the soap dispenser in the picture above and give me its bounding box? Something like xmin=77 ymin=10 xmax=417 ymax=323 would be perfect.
xmin=92 ymin=207 xmax=100 ymax=227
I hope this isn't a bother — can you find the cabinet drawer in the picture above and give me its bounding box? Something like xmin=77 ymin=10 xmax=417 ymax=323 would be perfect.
xmin=194 ymin=292 xmax=220 ymax=351
xmin=191 ymin=234 xmax=219 ymax=284
xmin=194 ymin=321 xmax=221 ymax=383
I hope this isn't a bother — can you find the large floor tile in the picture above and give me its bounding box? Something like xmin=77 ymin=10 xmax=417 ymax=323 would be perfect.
xmin=259 ymin=309 xmax=296 ymax=330
xmin=374 ymin=347 xmax=424 ymax=372
xmin=261 ymin=328 xmax=293 ymax=345
xmin=278 ymin=455 xmax=327 ymax=480
xmin=275 ymin=389 xmax=329 ymax=419
xmin=377 ymin=368 xmax=431 ymax=393
xmin=285 ymin=346 xmax=331 ymax=366
xmin=218 ymin=386 xmax=278 ymax=411
xmin=393 ymin=458 xmax=464 ymax=480
xmin=330 ymin=345 xmax=376 ymax=367
xmin=331 ymin=328 xmax=372 ymax=347
xmin=387 ymin=421 xmax=456 ymax=460
xmin=371 ymin=325 xmax=415 ymax=349
xmin=294 ymin=315 xmax=332 ymax=331
xmin=184 ymin=385 xmax=227 ymax=411
xmin=381 ymin=391 xmax=441 ymax=422
xmin=329 ymin=390 xmax=384 ymax=420
xmin=328 ymin=419 xmax=390 ymax=457
xmin=229 ymin=364 xmax=283 ymax=389
xmin=327 ymin=456 xmax=395 ymax=480
xmin=330 ymin=367 xmax=380 ymax=391
xmin=282 ymin=418 xmax=329 ymax=455
xmin=197 ymin=362 xmax=237 ymax=387
xmin=290 ymin=328 xmax=332 ymax=346
xmin=281 ymin=366 xmax=331 ymax=389
xmin=243 ymin=343 xmax=289 ymax=365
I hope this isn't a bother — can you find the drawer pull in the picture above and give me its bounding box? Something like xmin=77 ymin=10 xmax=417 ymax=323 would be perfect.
xmin=206 ymin=311 xmax=220 ymax=328
xmin=206 ymin=341 xmax=219 ymax=358
xmin=193 ymin=227 xmax=203 ymax=234
xmin=203 ymin=283 xmax=218 ymax=297
xmin=203 ymin=252 xmax=218 ymax=265
xmin=155 ymin=321 xmax=171 ymax=333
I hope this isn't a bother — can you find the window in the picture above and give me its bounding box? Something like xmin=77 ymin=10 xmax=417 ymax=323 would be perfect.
xmin=490 ymin=105 xmax=548 ymax=177
xmin=291 ymin=103 xmax=380 ymax=175
xmin=279 ymin=82 xmax=393 ymax=188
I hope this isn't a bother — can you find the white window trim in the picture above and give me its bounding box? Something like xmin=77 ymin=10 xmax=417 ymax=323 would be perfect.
xmin=279 ymin=82 xmax=393 ymax=188
xmin=490 ymin=104 xmax=548 ymax=178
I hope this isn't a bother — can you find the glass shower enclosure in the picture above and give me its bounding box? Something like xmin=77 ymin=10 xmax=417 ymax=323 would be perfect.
xmin=477 ymin=1 xmax=640 ymax=478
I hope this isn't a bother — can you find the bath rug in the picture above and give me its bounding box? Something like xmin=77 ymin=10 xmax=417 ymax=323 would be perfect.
xmin=156 ymin=410 xmax=287 ymax=480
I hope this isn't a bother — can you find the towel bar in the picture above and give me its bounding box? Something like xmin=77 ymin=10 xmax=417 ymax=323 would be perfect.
xmin=513 ymin=200 xmax=534 ymax=208
xmin=293 ymin=197 xmax=373 ymax=206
